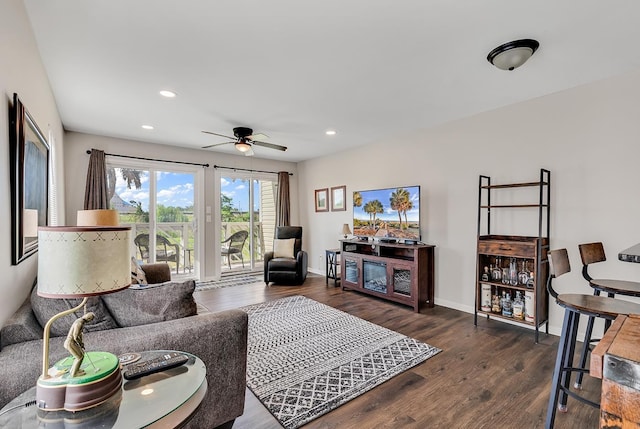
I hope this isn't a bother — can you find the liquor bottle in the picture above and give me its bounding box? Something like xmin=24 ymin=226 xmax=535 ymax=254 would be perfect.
xmin=509 ymin=258 xmax=518 ymax=286
xmin=518 ymin=260 xmax=530 ymax=285
xmin=481 ymin=284 xmax=492 ymax=312
xmin=481 ymin=266 xmax=490 ymax=282
xmin=501 ymin=267 xmax=509 ymax=285
xmin=492 ymin=257 xmax=502 ymax=281
xmin=526 ymin=271 xmax=535 ymax=289
xmin=502 ymin=293 xmax=513 ymax=317
xmin=512 ymin=291 xmax=524 ymax=320
xmin=491 ymin=289 xmax=501 ymax=313
xmin=524 ymin=290 xmax=535 ymax=322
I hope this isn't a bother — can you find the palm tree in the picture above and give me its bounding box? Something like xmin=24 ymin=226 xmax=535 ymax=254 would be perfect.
xmin=390 ymin=188 xmax=410 ymax=229
xmin=353 ymin=191 xmax=362 ymax=208
xmin=401 ymin=198 xmax=413 ymax=229
xmin=391 ymin=188 xmax=412 ymax=229
xmin=364 ymin=199 xmax=384 ymax=229
xmin=107 ymin=167 xmax=144 ymax=205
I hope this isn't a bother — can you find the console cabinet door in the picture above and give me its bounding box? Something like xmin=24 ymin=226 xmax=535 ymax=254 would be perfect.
xmin=342 ymin=254 xmax=361 ymax=289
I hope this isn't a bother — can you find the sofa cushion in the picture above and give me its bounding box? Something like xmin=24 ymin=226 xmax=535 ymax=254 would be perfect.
xmin=101 ymin=280 xmax=197 ymax=327
xmin=131 ymin=257 xmax=148 ymax=285
xmin=273 ymin=238 xmax=295 ymax=258
xmin=0 ymin=295 xmax=42 ymax=349
xmin=30 ymin=286 xmax=119 ymax=337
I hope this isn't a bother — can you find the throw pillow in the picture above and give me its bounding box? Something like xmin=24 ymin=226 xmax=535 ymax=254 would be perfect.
xmin=101 ymin=279 xmax=197 ymax=328
xmin=131 ymin=257 xmax=148 ymax=285
xmin=30 ymin=285 xmax=119 ymax=337
xmin=273 ymin=238 xmax=295 ymax=258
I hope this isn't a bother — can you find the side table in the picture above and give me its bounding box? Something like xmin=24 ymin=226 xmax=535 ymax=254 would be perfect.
xmin=326 ymin=248 xmax=341 ymax=286
xmin=0 ymin=350 xmax=207 ymax=428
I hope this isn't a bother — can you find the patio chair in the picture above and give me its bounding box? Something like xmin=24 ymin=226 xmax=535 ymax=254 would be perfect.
xmin=221 ymin=230 xmax=249 ymax=269
xmin=134 ymin=233 xmax=180 ymax=273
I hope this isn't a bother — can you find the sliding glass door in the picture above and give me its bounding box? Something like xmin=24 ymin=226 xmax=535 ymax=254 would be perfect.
xmin=108 ymin=160 xmax=202 ymax=279
xmin=218 ymin=172 xmax=277 ymax=274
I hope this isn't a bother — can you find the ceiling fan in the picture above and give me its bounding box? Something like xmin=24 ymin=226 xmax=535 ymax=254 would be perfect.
xmin=201 ymin=127 xmax=287 ymax=156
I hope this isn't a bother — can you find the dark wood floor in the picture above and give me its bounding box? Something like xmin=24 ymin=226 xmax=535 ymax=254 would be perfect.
xmin=195 ymin=274 xmax=599 ymax=429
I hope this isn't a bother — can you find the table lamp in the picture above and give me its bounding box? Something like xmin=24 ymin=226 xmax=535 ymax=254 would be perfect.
xmin=36 ymin=226 xmax=131 ymax=412
xmin=77 ymin=209 xmax=119 ymax=227
xmin=341 ymin=223 xmax=352 ymax=239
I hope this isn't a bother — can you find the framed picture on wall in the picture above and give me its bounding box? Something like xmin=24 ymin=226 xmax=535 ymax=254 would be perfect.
xmin=331 ymin=185 xmax=346 ymax=211
xmin=315 ymin=188 xmax=329 ymax=212
xmin=10 ymin=93 xmax=50 ymax=265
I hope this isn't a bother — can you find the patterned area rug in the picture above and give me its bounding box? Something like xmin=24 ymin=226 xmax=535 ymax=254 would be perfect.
xmin=242 ymin=295 xmax=441 ymax=429
xmin=195 ymin=274 xmax=263 ymax=291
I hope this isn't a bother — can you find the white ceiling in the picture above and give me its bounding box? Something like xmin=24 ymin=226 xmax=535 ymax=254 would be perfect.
xmin=23 ymin=1 xmax=640 ymax=162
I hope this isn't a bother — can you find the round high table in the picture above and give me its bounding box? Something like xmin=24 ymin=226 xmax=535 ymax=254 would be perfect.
xmin=0 ymin=350 xmax=207 ymax=428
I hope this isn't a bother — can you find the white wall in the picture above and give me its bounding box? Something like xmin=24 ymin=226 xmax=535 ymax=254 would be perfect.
xmin=63 ymin=132 xmax=298 ymax=279
xmin=0 ymin=0 xmax=65 ymax=326
xmin=298 ymin=69 xmax=640 ymax=337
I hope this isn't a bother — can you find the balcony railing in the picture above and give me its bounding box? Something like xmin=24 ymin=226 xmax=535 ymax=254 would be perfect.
xmin=126 ymin=221 xmax=273 ymax=274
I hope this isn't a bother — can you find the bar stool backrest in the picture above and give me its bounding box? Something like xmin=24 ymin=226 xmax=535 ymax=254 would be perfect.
xmin=578 ymin=242 xmax=606 ymax=282
xmin=547 ymin=248 xmax=571 ymax=299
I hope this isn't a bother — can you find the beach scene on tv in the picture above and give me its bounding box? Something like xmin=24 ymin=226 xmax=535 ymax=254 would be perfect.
xmin=353 ymin=186 xmax=420 ymax=240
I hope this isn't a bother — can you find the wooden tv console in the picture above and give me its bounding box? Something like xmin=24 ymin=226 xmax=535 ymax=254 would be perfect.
xmin=339 ymin=239 xmax=435 ymax=312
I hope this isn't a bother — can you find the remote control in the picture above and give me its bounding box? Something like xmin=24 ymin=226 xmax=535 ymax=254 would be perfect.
xmin=123 ymin=352 xmax=189 ymax=380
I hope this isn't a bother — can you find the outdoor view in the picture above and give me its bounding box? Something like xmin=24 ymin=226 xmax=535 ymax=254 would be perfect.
xmin=220 ymin=176 xmax=276 ymax=272
xmin=108 ymin=166 xmax=195 ymax=275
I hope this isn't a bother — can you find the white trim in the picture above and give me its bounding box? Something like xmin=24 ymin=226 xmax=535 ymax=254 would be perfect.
xmin=106 ymin=158 xmax=204 ymax=279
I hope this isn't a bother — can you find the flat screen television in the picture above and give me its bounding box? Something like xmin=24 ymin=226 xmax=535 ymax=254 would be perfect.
xmin=353 ymin=185 xmax=421 ymax=242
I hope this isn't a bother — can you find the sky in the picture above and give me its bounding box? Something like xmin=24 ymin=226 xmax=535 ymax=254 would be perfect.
xmin=113 ymin=169 xmax=194 ymax=211
xmin=113 ymin=170 xmax=269 ymax=213
xmin=353 ymin=186 xmax=420 ymax=221
xmin=220 ymin=177 xmax=259 ymax=212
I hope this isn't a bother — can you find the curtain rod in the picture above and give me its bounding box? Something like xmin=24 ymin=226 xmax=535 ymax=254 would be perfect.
xmin=86 ymin=150 xmax=209 ymax=167
xmin=214 ymin=165 xmax=293 ymax=176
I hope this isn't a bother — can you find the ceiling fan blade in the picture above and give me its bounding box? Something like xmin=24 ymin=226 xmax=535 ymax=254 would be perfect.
xmin=252 ymin=140 xmax=288 ymax=152
xmin=201 ymin=141 xmax=234 ymax=149
xmin=248 ymin=133 xmax=269 ymax=141
xmin=201 ymin=130 xmax=236 ymax=140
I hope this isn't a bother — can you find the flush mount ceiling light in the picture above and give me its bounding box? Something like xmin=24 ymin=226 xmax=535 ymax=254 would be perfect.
xmin=487 ymin=39 xmax=539 ymax=71
xmin=159 ymin=90 xmax=176 ymax=98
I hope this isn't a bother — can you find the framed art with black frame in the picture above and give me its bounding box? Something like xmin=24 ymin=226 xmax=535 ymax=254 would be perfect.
xmin=10 ymin=93 xmax=49 ymax=265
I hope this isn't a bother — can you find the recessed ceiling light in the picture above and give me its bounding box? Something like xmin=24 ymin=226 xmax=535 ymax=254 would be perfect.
xmin=142 ymin=125 xmax=154 ymax=130
xmin=159 ymin=90 xmax=176 ymax=98
xmin=325 ymin=130 xmax=336 ymax=136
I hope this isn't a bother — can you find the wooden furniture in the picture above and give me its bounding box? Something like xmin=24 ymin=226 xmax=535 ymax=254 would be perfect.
xmin=545 ymin=249 xmax=640 ymax=429
xmin=573 ymin=241 xmax=640 ymax=388
xmin=0 ymin=350 xmax=207 ymax=428
xmin=325 ymin=248 xmax=341 ymax=286
xmin=340 ymin=239 xmax=435 ymax=312
xmin=591 ymin=315 xmax=640 ymax=428
xmin=474 ymin=168 xmax=550 ymax=342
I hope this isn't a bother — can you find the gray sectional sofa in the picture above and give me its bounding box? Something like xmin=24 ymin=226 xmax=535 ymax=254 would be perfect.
xmin=0 ymin=265 xmax=248 ymax=428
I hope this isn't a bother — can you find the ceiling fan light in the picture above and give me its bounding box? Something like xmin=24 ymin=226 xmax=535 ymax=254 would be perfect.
xmin=487 ymin=39 xmax=539 ymax=71
xmin=236 ymin=141 xmax=251 ymax=152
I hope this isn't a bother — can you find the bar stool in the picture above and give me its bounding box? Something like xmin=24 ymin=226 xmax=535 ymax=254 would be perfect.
xmin=545 ymin=248 xmax=640 ymax=429
xmin=573 ymin=242 xmax=640 ymax=388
